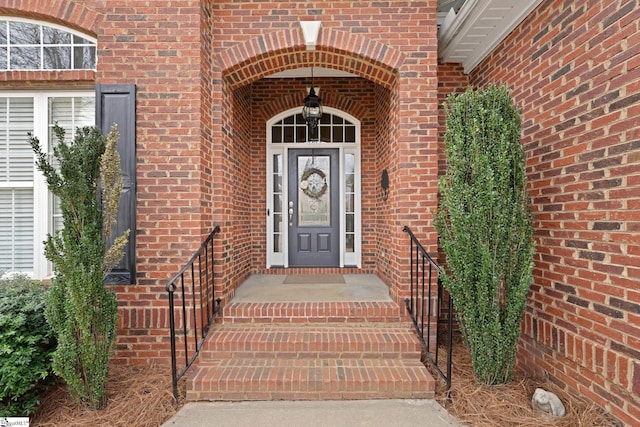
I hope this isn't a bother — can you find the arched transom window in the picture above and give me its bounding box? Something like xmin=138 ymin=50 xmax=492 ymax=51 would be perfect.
xmin=0 ymin=18 xmax=96 ymax=70
xmin=271 ymin=112 xmax=357 ymax=144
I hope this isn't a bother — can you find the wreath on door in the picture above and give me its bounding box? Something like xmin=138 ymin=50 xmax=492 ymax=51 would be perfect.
xmin=299 ymin=167 xmax=328 ymax=199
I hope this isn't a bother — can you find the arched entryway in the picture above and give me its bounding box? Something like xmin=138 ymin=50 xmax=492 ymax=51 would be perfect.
xmin=211 ymin=24 xmax=439 ymax=308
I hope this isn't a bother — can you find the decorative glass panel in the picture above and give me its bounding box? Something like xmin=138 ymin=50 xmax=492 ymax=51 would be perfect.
xmin=271 ymin=154 xmax=283 ymax=253
xmin=346 ymin=214 xmax=354 ymax=232
xmin=344 ymin=153 xmax=356 ymax=252
xmin=273 ymin=234 xmax=281 ymax=253
xmin=345 ymin=193 xmax=354 ymax=211
xmin=297 ymin=155 xmax=330 ymax=226
xmin=346 ymin=234 xmax=354 ymax=252
xmin=273 ymin=194 xmax=282 ymax=212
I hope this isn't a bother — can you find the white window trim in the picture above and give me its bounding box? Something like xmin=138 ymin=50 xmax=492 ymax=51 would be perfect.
xmin=266 ymin=106 xmax=362 ymax=268
xmin=1 ymin=17 xmax=97 ymax=71
xmin=1 ymin=90 xmax=94 ymax=279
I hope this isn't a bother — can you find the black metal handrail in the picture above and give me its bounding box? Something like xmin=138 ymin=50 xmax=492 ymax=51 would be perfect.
xmin=403 ymin=226 xmax=454 ymax=398
xmin=166 ymin=226 xmax=222 ymax=403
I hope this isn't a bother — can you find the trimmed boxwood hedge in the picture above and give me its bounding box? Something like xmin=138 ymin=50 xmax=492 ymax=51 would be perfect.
xmin=0 ymin=274 xmax=55 ymax=416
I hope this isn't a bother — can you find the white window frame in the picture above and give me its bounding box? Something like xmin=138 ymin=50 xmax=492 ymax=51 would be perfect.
xmin=266 ymin=107 xmax=362 ymax=268
xmin=0 ymin=17 xmax=97 ymax=71
xmin=0 ymin=90 xmax=95 ymax=279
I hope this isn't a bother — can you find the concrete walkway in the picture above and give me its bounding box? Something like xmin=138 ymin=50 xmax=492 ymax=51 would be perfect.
xmin=162 ymin=399 xmax=463 ymax=427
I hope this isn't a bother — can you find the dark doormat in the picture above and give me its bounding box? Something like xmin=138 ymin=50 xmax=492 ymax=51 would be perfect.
xmin=282 ymin=274 xmax=345 ymax=284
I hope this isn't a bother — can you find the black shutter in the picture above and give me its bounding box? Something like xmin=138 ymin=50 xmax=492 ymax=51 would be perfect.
xmin=96 ymin=84 xmax=136 ymax=284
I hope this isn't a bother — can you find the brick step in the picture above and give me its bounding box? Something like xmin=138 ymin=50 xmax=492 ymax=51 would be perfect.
xmin=221 ymin=301 xmax=406 ymax=324
xmin=200 ymin=324 xmax=423 ymax=361
xmin=187 ymin=358 xmax=435 ymax=401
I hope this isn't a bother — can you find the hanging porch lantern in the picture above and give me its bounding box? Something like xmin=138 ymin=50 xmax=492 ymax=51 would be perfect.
xmin=302 ymin=86 xmax=322 ymax=129
xmin=302 ymin=67 xmax=322 ymax=140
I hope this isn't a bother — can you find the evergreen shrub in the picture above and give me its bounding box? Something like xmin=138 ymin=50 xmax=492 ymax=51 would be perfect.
xmin=0 ymin=274 xmax=55 ymax=416
xmin=29 ymin=124 xmax=129 ymax=409
xmin=435 ymin=84 xmax=536 ymax=385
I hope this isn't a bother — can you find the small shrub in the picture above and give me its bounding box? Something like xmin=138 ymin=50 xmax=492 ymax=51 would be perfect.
xmin=0 ymin=274 xmax=55 ymax=416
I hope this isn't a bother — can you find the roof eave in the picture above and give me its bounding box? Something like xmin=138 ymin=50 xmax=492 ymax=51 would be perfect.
xmin=438 ymin=0 xmax=544 ymax=74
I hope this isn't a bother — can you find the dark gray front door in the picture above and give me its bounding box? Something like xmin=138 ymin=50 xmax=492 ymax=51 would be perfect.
xmin=288 ymin=148 xmax=339 ymax=267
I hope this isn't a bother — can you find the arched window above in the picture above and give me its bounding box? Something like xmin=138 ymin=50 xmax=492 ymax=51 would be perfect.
xmin=270 ymin=112 xmax=357 ymax=144
xmin=0 ymin=18 xmax=96 ymax=70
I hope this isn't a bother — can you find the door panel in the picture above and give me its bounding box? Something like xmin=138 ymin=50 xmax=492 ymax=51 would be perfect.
xmin=288 ymin=148 xmax=339 ymax=266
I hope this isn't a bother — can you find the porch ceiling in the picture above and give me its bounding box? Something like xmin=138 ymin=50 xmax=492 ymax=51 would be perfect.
xmin=438 ymin=0 xmax=544 ymax=73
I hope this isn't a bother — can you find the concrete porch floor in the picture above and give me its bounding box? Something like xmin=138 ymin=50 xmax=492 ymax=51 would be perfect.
xmin=232 ymin=274 xmax=392 ymax=302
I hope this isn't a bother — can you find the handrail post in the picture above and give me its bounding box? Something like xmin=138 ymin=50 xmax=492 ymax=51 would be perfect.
xmin=168 ymin=285 xmax=179 ymax=404
xmin=445 ymin=278 xmax=453 ymax=398
xmin=402 ymin=226 xmax=453 ymax=400
xmin=165 ymin=227 xmax=221 ymax=403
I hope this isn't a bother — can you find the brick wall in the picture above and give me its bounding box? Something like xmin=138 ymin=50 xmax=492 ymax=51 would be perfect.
xmin=94 ymin=0 xmax=208 ymax=364
xmin=209 ymin=1 xmax=440 ymax=306
xmin=465 ymin=0 xmax=640 ymax=424
xmin=4 ymin=0 xmax=441 ymax=364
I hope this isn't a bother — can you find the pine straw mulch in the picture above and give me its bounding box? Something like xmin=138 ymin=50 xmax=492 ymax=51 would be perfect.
xmin=429 ymin=334 xmax=620 ymax=427
xmin=31 ymin=363 xmax=184 ymax=427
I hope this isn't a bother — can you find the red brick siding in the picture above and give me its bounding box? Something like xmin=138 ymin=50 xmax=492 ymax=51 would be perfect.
xmin=4 ymin=0 xmax=440 ymax=365
xmin=466 ymin=0 xmax=640 ymax=424
xmin=374 ymin=83 xmax=396 ymax=291
xmin=209 ymin=1 xmax=440 ymax=307
xmin=437 ymin=63 xmax=468 ymax=179
xmin=199 ymin=0 xmax=215 ymax=234
xmin=94 ymin=0 xmax=208 ymax=364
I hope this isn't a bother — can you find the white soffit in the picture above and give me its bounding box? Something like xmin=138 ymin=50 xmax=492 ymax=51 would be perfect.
xmin=438 ymin=0 xmax=544 ymax=73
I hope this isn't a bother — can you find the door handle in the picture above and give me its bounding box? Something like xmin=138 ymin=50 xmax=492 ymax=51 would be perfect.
xmin=288 ymin=207 xmax=294 ymax=226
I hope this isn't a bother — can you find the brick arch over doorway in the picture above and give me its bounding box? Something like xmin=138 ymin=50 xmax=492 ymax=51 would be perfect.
xmin=210 ymin=14 xmax=438 ymax=310
xmin=217 ymin=27 xmax=404 ymax=89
